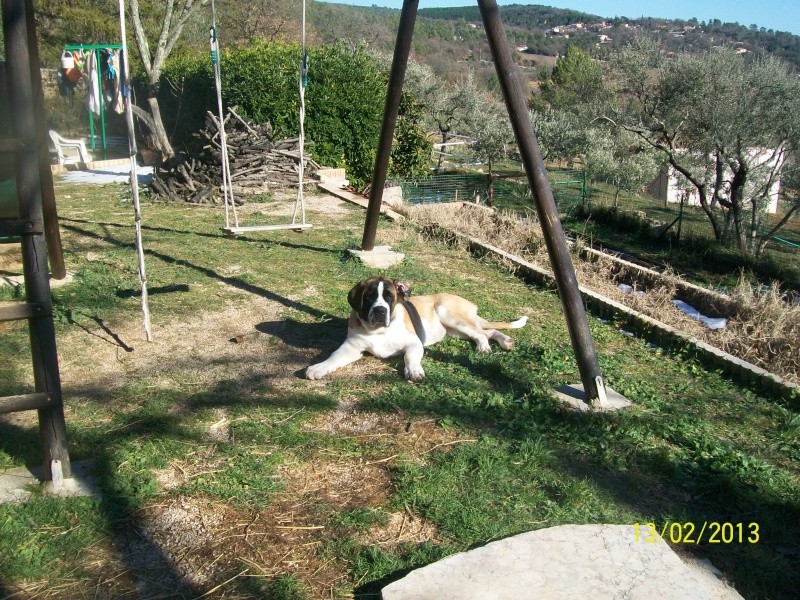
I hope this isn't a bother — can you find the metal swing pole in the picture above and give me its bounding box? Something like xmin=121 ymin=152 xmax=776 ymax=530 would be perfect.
xmin=477 ymin=0 xmax=604 ymax=403
xmin=118 ymin=0 xmax=153 ymax=341
xmin=361 ymin=0 xmax=609 ymax=405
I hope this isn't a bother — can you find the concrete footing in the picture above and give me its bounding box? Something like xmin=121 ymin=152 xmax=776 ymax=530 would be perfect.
xmin=349 ymin=245 xmax=406 ymax=269
xmin=553 ymin=384 xmax=633 ymax=412
xmin=0 ymin=460 xmax=98 ymax=504
xmin=381 ymin=524 xmax=743 ymax=600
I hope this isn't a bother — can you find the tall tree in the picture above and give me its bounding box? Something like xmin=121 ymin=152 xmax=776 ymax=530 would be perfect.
xmin=606 ymin=38 xmax=800 ymax=255
xmin=127 ymin=0 xmax=208 ymax=158
xmin=536 ymin=44 xmax=605 ymax=114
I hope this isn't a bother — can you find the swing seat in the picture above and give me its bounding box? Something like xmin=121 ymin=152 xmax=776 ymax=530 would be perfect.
xmin=222 ymin=223 xmax=313 ymax=235
xmin=49 ymin=130 xmax=91 ymax=165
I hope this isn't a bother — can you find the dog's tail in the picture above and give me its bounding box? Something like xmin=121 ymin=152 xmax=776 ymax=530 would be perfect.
xmin=481 ymin=315 xmax=528 ymax=330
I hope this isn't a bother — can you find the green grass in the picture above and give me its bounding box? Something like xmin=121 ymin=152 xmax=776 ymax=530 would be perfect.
xmin=0 ymin=180 xmax=798 ymax=598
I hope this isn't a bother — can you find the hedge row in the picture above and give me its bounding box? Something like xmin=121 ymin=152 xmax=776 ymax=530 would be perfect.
xmin=157 ymin=40 xmax=430 ymax=183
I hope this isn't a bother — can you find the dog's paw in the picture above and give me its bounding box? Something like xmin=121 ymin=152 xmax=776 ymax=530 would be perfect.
xmin=305 ymin=363 xmax=330 ymax=380
xmin=476 ymin=340 xmax=492 ymax=354
xmin=404 ymin=364 xmax=425 ymax=382
xmin=498 ymin=335 xmax=514 ymax=350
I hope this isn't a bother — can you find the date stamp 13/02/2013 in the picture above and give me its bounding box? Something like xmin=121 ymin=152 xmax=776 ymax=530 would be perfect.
xmin=634 ymin=522 xmax=759 ymax=544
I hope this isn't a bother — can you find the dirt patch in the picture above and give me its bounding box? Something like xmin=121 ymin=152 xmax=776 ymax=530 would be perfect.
xmin=137 ymin=458 xmax=396 ymax=598
xmin=58 ymin=298 xmax=312 ymax=402
xmin=134 ymin=497 xmax=227 ymax=587
xmin=277 ymin=459 xmax=392 ymax=510
xmin=358 ymin=509 xmax=440 ymax=548
xmin=307 ymin=408 xmax=472 ymax=457
xmin=237 ymin=191 xmax=357 ymax=219
xmin=0 ymin=243 xmax=22 ymax=273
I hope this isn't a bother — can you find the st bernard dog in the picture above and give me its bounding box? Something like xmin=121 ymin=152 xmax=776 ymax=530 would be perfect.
xmin=305 ymin=276 xmax=528 ymax=382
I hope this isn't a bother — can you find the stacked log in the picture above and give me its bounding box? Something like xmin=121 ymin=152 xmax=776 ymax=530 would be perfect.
xmin=149 ymin=107 xmax=320 ymax=204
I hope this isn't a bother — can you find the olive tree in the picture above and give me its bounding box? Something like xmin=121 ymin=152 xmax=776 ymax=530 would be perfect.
xmin=606 ymin=38 xmax=800 ymax=255
xmin=469 ymin=96 xmax=514 ymax=175
xmin=586 ymin=129 xmax=659 ymax=207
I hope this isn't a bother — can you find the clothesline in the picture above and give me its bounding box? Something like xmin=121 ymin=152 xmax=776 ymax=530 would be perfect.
xmin=61 ymin=43 xmax=125 ymax=157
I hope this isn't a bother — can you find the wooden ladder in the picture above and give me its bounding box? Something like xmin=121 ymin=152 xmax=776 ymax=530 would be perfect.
xmin=1 ymin=0 xmax=72 ymax=482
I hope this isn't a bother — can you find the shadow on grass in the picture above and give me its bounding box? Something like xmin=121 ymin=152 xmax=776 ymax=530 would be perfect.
xmin=256 ymin=318 xmax=348 ymax=375
xmin=356 ymin=360 xmax=800 ymax=600
xmin=1 ymin=357 xmax=340 ymax=597
xmin=61 ymin=216 xmax=340 ymax=255
xmin=60 ymin=221 xmax=331 ymax=321
xmin=115 ymin=283 xmax=191 ymax=298
xmin=64 ymin=311 xmax=135 ymax=353
xmin=0 ymin=420 xmax=41 ymax=468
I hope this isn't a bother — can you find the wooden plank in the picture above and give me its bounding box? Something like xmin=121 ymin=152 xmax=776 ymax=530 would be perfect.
xmin=0 ymin=392 xmax=55 ymax=414
xmin=5 ymin=0 xmax=72 ymax=480
xmin=0 ymin=302 xmax=49 ymax=322
xmin=0 ymin=219 xmax=44 ymax=236
xmin=222 ymin=224 xmax=313 ymax=235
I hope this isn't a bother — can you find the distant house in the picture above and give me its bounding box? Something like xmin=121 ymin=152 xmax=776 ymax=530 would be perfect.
xmin=648 ymin=149 xmax=784 ymax=214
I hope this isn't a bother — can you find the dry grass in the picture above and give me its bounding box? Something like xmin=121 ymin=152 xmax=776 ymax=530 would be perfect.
xmin=399 ymin=201 xmax=800 ymax=385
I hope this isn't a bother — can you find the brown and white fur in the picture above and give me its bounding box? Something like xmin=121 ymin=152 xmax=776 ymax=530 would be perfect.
xmin=305 ymin=276 xmax=528 ymax=382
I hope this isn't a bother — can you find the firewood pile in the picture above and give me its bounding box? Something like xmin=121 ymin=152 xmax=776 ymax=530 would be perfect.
xmin=149 ymin=107 xmax=320 ymax=204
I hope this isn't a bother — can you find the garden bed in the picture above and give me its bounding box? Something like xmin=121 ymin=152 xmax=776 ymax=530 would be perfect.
xmin=394 ymin=201 xmax=800 ymax=392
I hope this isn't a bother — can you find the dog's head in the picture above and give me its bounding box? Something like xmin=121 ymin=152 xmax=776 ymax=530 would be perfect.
xmin=348 ymin=276 xmax=410 ymax=328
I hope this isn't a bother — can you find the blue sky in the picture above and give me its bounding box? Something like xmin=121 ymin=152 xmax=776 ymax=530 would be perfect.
xmin=322 ymin=1 xmax=800 ymax=36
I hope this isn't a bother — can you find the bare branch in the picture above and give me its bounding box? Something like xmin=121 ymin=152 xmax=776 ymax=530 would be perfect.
xmin=128 ymin=0 xmax=153 ymax=78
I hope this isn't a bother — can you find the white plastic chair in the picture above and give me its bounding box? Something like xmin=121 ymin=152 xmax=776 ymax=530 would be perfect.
xmin=48 ymin=130 xmax=91 ymax=165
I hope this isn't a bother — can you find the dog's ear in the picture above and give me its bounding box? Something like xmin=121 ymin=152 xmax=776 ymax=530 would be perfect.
xmin=347 ymin=281 xmax=365 ymax=312
xmin=394 ymin=281 xmax=411 ymax=301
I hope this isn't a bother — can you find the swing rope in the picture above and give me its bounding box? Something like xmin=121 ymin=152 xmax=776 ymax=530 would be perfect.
xmin=117 ymin=0 xmax=153 ymax=341
xmin=214 ymin=0 xmax=312 ymax=235
xmin=209 ymin=0 xmax=238 ymax=228
xmin=292 ymin=0 xmax=308 ymax=226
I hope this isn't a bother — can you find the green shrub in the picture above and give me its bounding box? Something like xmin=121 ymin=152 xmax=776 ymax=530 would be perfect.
xmin=157 ymin=41 xmax=431 ymax=184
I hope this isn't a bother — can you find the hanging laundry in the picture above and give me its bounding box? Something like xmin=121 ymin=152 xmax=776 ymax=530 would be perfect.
xmin=106 ymin=50 xmax=125 ymax=114
xmin=85 ymin=50 xmax=101 ymax=115
xmin=119 ymin=51 xmax=130 ymax=99
xmin=57 ymin=70 xmax=75 ymax=97
xmin=100 ymin=50 xmax=113 ymax=105
xmin=59 ymin=49 xmax=82 ymax=94
xmin=64 ymin=50 xmax=84 ymax=83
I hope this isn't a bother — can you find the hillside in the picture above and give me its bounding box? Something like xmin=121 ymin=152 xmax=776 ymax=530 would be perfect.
xmin=23 ymin=1 xmax=800 ymax=77
xmin=309 ymin=2 xmax=800 ymax=74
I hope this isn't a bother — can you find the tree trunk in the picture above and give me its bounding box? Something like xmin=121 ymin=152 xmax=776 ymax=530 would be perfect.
xmin=667 ymin=155 xmax=723 ymax=242
xmin=127 ymin=0 xmax=206 ymax=161
xmin=729 ymin=164 xmax=748 ymax=252
xmin=721 ymin=210 xmax=735 ymax=246
xmin=146 ymin=95 xmax=174 ymax=159
xmin=435 ymin=129 xmax=450 ymax=173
